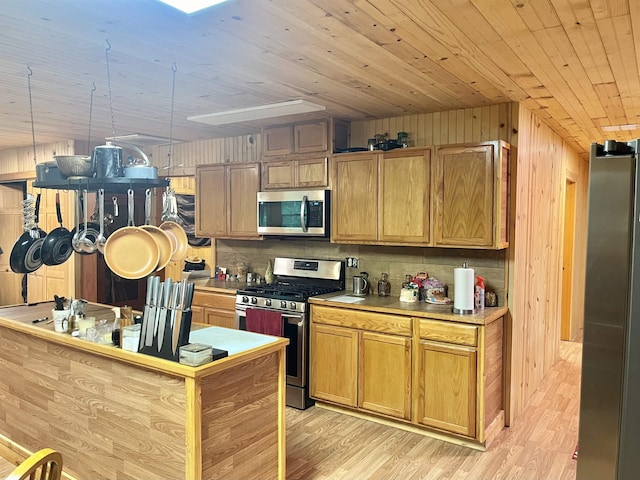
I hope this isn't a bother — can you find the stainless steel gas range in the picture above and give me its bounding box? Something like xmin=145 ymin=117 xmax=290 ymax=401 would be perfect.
xmin=235 ymin=257 xmax=345 ymax=409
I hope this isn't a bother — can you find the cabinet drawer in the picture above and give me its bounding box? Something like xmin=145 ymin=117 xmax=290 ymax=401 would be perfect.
xmin=418 ymin=319 xmax=477 ymax=346
xmin=192 ymin=290 xmax=236 ymax=310
xmin=311 ymin=305 xmax=412 ymax=336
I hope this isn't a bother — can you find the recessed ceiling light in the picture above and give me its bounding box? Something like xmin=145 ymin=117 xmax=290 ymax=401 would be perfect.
xmin=188 ymin=100 xmax=326 ymax=126
xmin=602 ymin=124 xmax=639 ymax=132
xmin=158 ymin=0 xmax=230 ymax=14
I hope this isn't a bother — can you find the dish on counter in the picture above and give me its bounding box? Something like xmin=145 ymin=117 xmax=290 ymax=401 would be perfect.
xmin=425 ymin=297 xmax=452 ymax=305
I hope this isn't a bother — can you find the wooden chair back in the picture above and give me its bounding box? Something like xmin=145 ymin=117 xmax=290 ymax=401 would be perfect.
xmin=5 ymin=449 xmax=63 ymax=480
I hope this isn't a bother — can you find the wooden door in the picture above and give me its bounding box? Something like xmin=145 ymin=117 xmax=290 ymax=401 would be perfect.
xmin=378 ymin=149 xmax=431 ymax=244
xmin=262 ymin=160 xmax=294 ymax=189
xmin=227 ymin=163 xmax=261 ymax=238
xmin=561 ymin=179 xmax=577 ymax=341
xmin=262 ymin=125 xmax=293 ymax=156
xmin=196 ymin=165 xmax=227 ymax=237
xmin=294 ymin=121 xmax=328 ymax=153
xmin=415 ymin=340 xmax=477 ymax=437
xmin=0 ymin=183 xmax=25 ymax=306
xmin=296 ymin=157 xmax=328 ymax=187
xmin=310 ymin=323 xmax=358 ymax=407
xmin=359 ymin=331 xmax=412 ymax=419
xmin=331 ymin=153 xmax=378 ymax=243
xmin=434 ymin=145 xmax=494 ymax=247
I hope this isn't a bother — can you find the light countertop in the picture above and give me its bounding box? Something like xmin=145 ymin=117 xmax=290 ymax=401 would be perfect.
xmin=309 ymin=291 xmax=507 ymax=325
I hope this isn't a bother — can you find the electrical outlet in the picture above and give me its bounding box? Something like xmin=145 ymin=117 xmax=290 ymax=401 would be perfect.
xmin=346 ymin=257 xmax=359 ymax=268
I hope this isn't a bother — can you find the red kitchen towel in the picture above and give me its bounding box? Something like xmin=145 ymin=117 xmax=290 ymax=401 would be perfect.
xmin=245 ymin=308 xmax=283 ymax=337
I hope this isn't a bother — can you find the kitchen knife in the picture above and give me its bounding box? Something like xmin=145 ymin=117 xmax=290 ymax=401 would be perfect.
xmin=157 ymin=278 xmax=172 ymax=352
xmin=165 ymin=281 xmax=180 ymax=353
xmin=145 ymin=276 xmax=161 ymax=347
xmin=139 ymin=276 xmax=154 ymax=349
xmin=172 ymin=280 xmax=188 ymax=355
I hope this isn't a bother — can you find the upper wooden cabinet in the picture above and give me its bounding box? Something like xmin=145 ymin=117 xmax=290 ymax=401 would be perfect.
xmin=331 ymin=148 xmax=431 ymax=245
xmin=195 ymin=162 xmax=261 ymax=239
xmin=331 ymin=152 xmax=379 ymax=243
xmin=433 ymin=141 xmax=509 ymax=249
xmin=261 ymin=156 xmax=328 ymax=190
xmin=262 ymin=119 xmax=349 ymax=158
xmin=262 ymin=121 xmax=328 ymax=157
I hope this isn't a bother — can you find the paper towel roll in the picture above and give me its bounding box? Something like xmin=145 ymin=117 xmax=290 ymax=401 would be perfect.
xmin=453 ymin=266 xmax=475 ymax=314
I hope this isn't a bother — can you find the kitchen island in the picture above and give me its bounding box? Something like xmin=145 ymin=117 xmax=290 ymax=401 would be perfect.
xmin=0 ymin=302 xmax=288 ymax=480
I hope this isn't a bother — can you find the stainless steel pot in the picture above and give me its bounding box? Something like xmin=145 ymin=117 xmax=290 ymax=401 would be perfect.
xmin=93 ymin=141 xmax=123 ymax=178
xmin=352 ymin=273 xmax=369 ymax=296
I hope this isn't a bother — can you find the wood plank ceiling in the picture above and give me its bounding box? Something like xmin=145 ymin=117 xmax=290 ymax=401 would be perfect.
xmin=0 ymin=0 xmax=638 ymax=155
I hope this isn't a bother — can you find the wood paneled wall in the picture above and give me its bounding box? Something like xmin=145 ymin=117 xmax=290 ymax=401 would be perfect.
xmin=350 ymin=103 xmax=514 ymax=148
xmin=150 ymin=134 xmax=261 ymax=176
xmin=507 ymin=104 xmax=588 ymax=421
xmin=0 ymin=140 xmax=75 ymax=175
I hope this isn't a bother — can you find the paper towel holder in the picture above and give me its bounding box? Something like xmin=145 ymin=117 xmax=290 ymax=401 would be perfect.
xmin=452 ymin=262 xmax=477 ymax=315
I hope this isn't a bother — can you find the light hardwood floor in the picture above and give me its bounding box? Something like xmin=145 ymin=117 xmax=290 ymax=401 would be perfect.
xmin=0 ymin=341 xmax=581 ymax=480
xmin=286 ymin=341 xmax=581 ymax=480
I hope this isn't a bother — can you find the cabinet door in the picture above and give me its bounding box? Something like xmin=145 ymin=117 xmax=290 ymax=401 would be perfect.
xmin=263 ymin=125 xmax=293 ymax=156
xmin=196 ymin=165 xmax=227 ymax=237
xmin=227 ymin=163 xmax=261 ymax=238
xmin=359 ymin=331 xmax=412 ymax=419
xmin=294 ymin=121 xmax=328 ymax=153
xmin=262 ymin=160 xmax=294 ymax=189
xmin=378 ymin=149 xmax=431 ymax=244
xmin=310 ymin=323 xmax=358 ymax=407
xmin=331 ymin=153 xmax=378 ymax=243
xmin=191 ymin=305 xmax=205 ymax=324
xmin=296 ymin=157 xmax=328 ymax=187
xmin=204 ymin=308 xmax=237 ymax=329
xmin=434 ymin=145 xmax=494 ymax=247
xmin=415 ymin=340 xmax=477 ymax=437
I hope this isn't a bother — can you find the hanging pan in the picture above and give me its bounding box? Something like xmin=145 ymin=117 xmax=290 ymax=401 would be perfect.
xmin=139 ymin=189 xmax=172 ymax=272
xmin=159 ymin=189 xmax=188 ymax=262
xmin=10 ymin=193 xmax=46 ymax=274
xmin=41 ymin=192 xmax=73 ymax=266
xmin=103 ymin=189 xmax=159 ymax=280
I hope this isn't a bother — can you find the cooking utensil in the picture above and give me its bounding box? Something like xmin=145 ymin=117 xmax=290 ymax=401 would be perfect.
xmin=93 ymin=141 xmax=123 ymax=178
xmin=352 ymin=273 xmax=369 ymax=296
xmin=41 ymin=192 xmax=73 ymax=266
xmin=54 ymin=155 xmax=95 ymax=178
xmin=139 ymin=276 xmax=154 ymax=349
xmin=78 ymin=189 xmax=96 ymax=254
xmin=157 ymin=278 xmax=173 ymax=352
xmin=119 ymin=142 xmax=158 ymax=179
xmin=172 ymin=279 xmax=187 ymax=355
xmin=159 ymin=189 xmax=187 ymax=262
xmin=140 ymin=189 xmax=172 ymax=272
xmin=103 ymin=189 xmax=159 ymax=280
xmin=144 ymin=276 xmax=161 ymax=348
xmin=95 ymin=189 xmax=107 ymax=253
xmin=10 ymin=193 xmax=46 ymax=274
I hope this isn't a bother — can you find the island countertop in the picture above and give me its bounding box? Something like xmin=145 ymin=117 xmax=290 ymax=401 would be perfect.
xmin=0 ymin=302 xmax=287 ymax=480
xmin=309 ymin=291 xmax=507 ymax=325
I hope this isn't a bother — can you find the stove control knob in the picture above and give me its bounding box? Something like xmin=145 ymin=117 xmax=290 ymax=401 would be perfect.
xmin=242 ymin=296 xmax=249 ymax=303
xmin=289 ymin=302 xmax=297 ymax=310
xmin=280 ymin=300 xmax=287 ymax=308
xmin=250 ymin=297 xmax=258 ymax=305
xmin=265 ymin=299 xmax=272 ymax=307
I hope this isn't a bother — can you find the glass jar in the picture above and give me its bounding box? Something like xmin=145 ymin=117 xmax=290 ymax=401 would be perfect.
xmin=378 ymin=273 xmax=391 ymax=297
xmin=402 ymin=274 xmax=413 ymax=289
xmin=397 ymin=132 xmax=409 ymax=148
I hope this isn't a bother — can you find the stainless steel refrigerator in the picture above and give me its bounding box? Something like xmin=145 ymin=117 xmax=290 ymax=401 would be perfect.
xmin=578 ymin=139 xmax=640 ymax=480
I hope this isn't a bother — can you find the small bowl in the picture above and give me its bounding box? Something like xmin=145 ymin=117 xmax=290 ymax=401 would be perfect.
xmin=54 ymin=155 xmax=95 ymax=178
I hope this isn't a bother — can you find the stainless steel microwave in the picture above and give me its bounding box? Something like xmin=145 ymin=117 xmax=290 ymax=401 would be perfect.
xmin=257 ymin=189 xmax=329 ymax=236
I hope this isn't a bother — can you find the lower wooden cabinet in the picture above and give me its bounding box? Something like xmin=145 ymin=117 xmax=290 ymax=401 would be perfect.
xmin=191 ymin=289 xmax=237 ymax=329
xmin=310 ymin=303 xmax=505 ymax=445
xmin=415 ymin=340 xmax=477 ymax=436
xmin=310 ymin=307 xmax=412 ymax=420
xmin=360 ymin=331 xmax=412 ymax=419
xmin=310 ymin=323 xmax=358 ymax=406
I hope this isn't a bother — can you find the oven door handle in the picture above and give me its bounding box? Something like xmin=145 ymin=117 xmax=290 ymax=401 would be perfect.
xmin=283 ymin=314 xmax=304 ymax=327
xmin=300 ymin=195 xmax=308 ymax=233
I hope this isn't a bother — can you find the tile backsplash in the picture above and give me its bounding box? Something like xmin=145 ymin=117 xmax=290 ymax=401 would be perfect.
xmin=216 ymin=239 xmax=507 ymax=306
